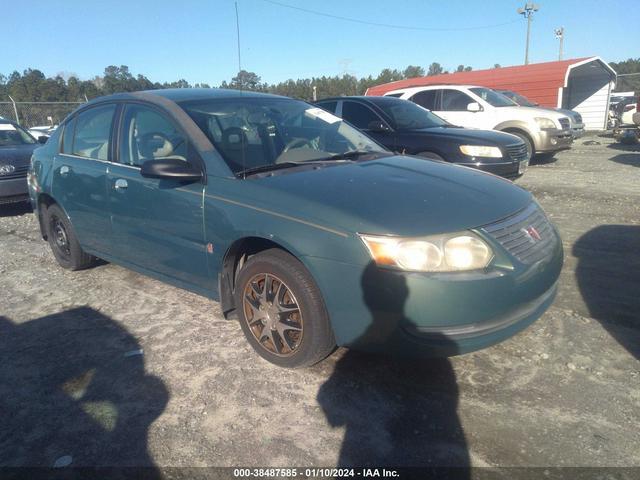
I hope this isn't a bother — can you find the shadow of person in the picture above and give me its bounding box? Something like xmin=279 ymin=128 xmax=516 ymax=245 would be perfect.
xmin=574 ymin=225 xmax=640 ymax=359
xmin=317 ymin=263 xmax=469 ymax=474
xmin=0 ymin=307 xmax=168 ymax=472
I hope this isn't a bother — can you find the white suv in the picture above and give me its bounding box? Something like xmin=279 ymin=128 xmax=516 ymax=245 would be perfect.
xmin=383 ymin=85 xmax=573 ymax=158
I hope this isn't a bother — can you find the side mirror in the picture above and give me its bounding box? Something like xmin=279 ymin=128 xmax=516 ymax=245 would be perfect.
xmin=467 ymin=102 xmax=482 ymax=112
xmin=37 ymin=136 xmax=48 ymax=144
xmin=367 ymin=120 xmax=391 ymax=132
xmin=140 ymin=158 xmax=202 ymax=182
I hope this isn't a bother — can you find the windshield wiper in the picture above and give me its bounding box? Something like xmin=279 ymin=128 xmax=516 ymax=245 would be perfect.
xmin=321 ymin=150 xmax=385 ymax=161
xmin=237 ymin=160 xmax=351 ymax=178
xmin=236 ymin=162 xmax=306 ymax=177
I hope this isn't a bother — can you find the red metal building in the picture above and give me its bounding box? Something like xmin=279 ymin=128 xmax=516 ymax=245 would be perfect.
xmin=365 ymin=57 xmax=617 ymax=130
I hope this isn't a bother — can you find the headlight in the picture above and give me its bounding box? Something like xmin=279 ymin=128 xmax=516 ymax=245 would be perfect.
xmin=459 ymin=145 xmax=503 ymax=158
xmin=359 ymin=232 xmax=493 ymax=272
xmin=534 ymin=117 xmax=557 ymax=130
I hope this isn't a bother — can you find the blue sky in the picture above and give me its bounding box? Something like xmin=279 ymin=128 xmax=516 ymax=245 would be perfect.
xmin=5 ymin=0 xmax=639 ymax=85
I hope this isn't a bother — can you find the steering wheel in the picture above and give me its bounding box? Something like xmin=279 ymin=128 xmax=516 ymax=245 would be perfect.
xmin=283 ymin=137 xmax=314 ymax=152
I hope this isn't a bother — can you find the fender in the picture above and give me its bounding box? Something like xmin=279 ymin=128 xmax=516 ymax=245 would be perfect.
xmin=493 ymin=119 xmax=533 ymax=135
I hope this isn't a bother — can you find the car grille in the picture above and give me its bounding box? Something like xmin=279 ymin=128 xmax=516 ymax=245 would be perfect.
xmin=505 ymin=143 xmax=529 ymax=162
xmin=481 ymin=203 xmax=557 ymax=265
xmin=0 ymin=165 xmax=29 ymax=180
xmin=559 ymin=118 xmax=570 ymax=130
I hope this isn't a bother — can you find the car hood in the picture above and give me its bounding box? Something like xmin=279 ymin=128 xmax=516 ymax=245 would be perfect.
xmin=240 ymin=155 xmax=532 ymax=237
xmin=0 ymin=143 xmax=38 ymax=166
xmin=498 ymin=105 xmax=568 ymax=121
xmin=409 ymin=126 xmax=522 ymax=146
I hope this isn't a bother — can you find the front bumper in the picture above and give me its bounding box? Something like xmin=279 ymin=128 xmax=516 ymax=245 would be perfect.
xmin=571 ymin=125 xmax=585 ymax=138
xmin=0 ymin=176 xmax=29 ymax=204
xmin=304 ymin=227 xmax=563 ymax=357
xmin=456 ymin=160 xmax=525 ymax=179
xmin=532 ymin=128 xmax=573 ymax=153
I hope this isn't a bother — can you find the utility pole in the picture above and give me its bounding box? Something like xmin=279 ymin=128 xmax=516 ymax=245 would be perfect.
xmin=517 ymin=3 xmax=539 ymax=65
xmin=554 ymin=27 xmax=564 ymax=60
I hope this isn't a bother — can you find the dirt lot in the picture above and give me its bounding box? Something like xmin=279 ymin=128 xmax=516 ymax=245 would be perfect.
xmin=1 ymin=135 xmax=639 ymax=472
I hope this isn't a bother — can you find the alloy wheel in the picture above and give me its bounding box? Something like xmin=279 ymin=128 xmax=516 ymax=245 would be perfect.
xmin=242 ymin=273 xmax=303 ymax=357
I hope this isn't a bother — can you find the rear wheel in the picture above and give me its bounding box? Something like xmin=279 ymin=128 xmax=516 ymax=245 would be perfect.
xmin=45 ymin=203 xmax=96 ymax=270
xmin=234 ymin=248 xmax=335 ymax=368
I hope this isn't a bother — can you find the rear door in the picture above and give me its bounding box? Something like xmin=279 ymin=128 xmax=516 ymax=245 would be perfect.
xmin=107 ymin=102 xmax=209 ymax=289
xmin=52 ymin=104 xmax=115 ymax=255
xmin=431 ymin=89 xmax=479 ymax=127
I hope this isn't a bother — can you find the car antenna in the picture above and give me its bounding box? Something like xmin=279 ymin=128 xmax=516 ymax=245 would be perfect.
xmin=235 ymin=0 xmax=247 ymax=179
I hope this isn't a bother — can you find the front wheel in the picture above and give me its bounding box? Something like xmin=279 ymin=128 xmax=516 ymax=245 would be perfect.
xmin=234 ymin=248 xmax=335 ymax=368
xmin=506 ymin=131 xmax=534 ymax=160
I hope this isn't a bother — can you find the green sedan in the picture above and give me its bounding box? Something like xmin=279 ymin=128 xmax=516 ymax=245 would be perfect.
xmin=28 ymin=89 xmax=563 ymax=368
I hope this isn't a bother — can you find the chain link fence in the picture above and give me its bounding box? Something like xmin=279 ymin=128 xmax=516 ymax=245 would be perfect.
xmin=0 ymin=100 xmax=85 ymax=128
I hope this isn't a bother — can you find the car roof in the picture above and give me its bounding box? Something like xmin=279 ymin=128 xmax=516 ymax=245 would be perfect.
xmin=86 ymin=88 xmax=286 ymax=106
xmin=317 ymin=95 xmax=406 ymax=105
xmin=385 ymin=84 xmax=486 ymax=95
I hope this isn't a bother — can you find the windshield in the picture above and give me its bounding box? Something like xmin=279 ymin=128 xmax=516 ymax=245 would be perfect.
xmin=501 ymin=91 xmax=537 ymax=107
xmin=469 ymin=88 xmax=517 ymax=108
xmin=0 ymin=123 xmax=36 ymax=146
xmin=374 ymin=99 xmax=447 ymax=130
xmin=181 ymin=97 xmax=387 ymax=175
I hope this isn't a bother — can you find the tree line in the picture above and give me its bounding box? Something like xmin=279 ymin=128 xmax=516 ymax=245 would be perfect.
xmin=1 ymin=59 xmax=637 ymax=104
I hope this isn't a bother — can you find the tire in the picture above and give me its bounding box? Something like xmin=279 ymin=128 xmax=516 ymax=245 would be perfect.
xmin=505 ymin=130 xmax=534 ymax=159
xmin=234 ymin=248 xmax=335 ymax=368
xmin=416 ymin=151 xmax=445 ymax=161
xmin=533 ymin=152 xmax=557 ymax=163
xmin=45 ymin=203 xmax=96 ymax=271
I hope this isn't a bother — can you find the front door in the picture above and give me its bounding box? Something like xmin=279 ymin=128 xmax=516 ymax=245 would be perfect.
xmin=340 ymin=100 xmax=395 ymax=151
xmin=52 ymin=104 xmax=115 ymax=255
xmin=107 ymin=103 xmax=210 ymax=290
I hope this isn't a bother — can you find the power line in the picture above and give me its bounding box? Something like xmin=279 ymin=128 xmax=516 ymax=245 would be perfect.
xmin=260 ymin=0 xmax=520 ymax=32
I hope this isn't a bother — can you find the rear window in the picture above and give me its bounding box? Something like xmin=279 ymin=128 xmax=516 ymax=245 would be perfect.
xmin=71 ymin=105 xmax=116 ymax=161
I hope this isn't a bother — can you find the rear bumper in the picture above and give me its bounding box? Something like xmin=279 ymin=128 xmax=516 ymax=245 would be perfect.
xmin=533 ymin=128 xmax=573 ymax=153
xmin=0 ymin=177 xmax=29 ymax=201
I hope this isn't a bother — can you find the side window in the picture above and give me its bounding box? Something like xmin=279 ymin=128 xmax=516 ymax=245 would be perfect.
xmin=342 ymin=101 xmax=380 ymax=129
xmin=385 ymin=93 xmax=403 ymax=98
xmin=317 ymin=101 xmax=337 ymax=113
xmin=61 ymin=117 xmax=76 ymax=154
xmin=71 ymin=105 xmax=116 ymax=160
xmin=120 ymin=105 xmax=187 ymax=167
xmin=411 ymin=90 xmax=438 ymax=110
xmin=441 ymin=89 xmax=475 ymax=111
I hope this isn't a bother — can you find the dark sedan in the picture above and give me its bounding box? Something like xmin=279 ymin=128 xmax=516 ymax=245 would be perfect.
xmin=0 ymin=120 xmax=44 ymax=204
xmin=316 ymin=96 xmax=530 ymax=179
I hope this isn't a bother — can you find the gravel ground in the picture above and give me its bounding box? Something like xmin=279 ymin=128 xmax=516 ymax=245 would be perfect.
xmin=0 ymin=135 xmax=639 ymax=472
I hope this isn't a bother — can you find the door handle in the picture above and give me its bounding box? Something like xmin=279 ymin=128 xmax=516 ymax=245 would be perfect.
xmin=59 ymin=165 xmax=70 ymax=176
xmin=114 ymin=179 xmax=128 ymax=190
